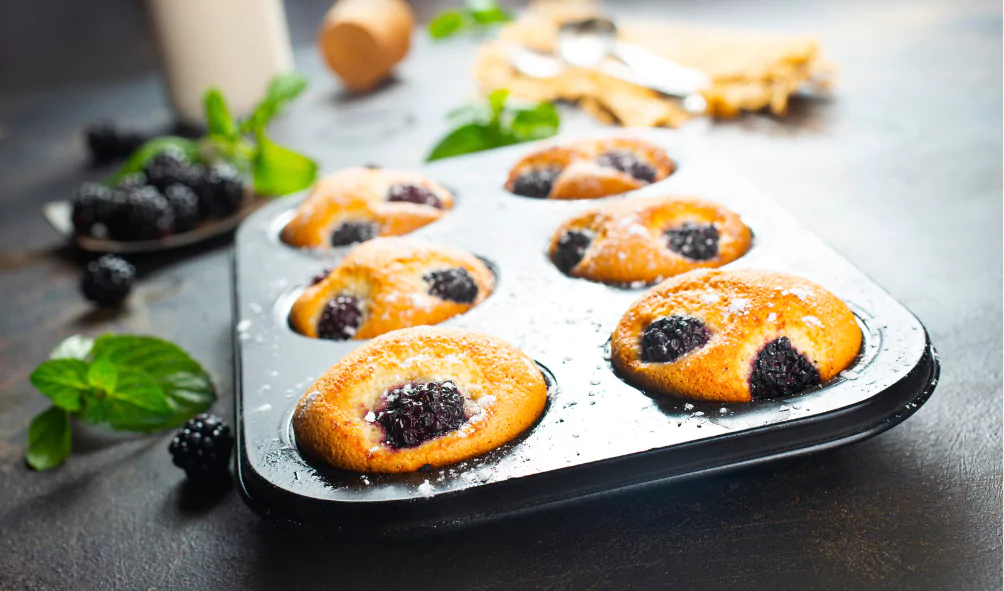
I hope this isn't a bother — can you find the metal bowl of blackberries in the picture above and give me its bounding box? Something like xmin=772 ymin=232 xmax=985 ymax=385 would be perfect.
xmin=45 ymin=147 xmax=268 ymax=253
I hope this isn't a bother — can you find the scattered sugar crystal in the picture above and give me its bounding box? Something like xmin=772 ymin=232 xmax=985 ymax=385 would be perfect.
xmin=253 ymin=403 xmax=272 ymax=413
xmin=417 ymin=480 xmax=434 ymax=497
xmin=803 ymin=315 xmax=823 ymax=327
xmin=694 ymin=411 xmax=705 ymax=417
xmin=700 ymin=293 xmax=720 ymax=304
xmin=767 ymin=312 xmax=777 ymax=322
xmin=361 ymin=476 xmax=370 ymax=485
xmin=369 ymin=446 xmax=379 ymax=453
xmin=364 ymin=411 xmax=376 ymax=422
xmin=719 ymin=407 xmax=728 ymax=414
xmin=236 ymin=319 xmax=252 ymax=332
xmin=684 ymin=403 xmax=694 ymax=411
xmin=727 ymin=298 xmax=750 ymax=315
xmin=248 ymin=302 xmax=263 ymax=314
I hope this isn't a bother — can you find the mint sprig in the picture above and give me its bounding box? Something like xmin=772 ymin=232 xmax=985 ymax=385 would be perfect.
xmin=108 ymin=72 xmax=317 ymax=196
xmin=25 ymin=334 xmax=216 ymax=470
xmin=429 ymin=0 xmax=512 ymax=40
xmin=427 ymin=89 xmax=560 ymax=161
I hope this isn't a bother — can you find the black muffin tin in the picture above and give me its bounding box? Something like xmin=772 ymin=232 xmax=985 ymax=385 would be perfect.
xmin=232 ymin=129 xmax=939 ymax=533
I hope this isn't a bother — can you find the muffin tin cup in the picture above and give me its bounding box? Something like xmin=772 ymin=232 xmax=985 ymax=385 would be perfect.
xmin=232 ymin=129 xmax=939 ymax=533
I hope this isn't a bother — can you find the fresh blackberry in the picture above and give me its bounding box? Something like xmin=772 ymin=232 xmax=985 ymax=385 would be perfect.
xmin=316 ymin=295 xmax=363 ymax=340
xmin=424 ymin=268 xmax=479 ymax=303
xmin=666 ymin=222 xmax=719 ymax=261
xmin=107 ymin=186 xmax=175 ymax=241
xmin=511 ymin=167 xmax=560 ymax=198
xmin=642 ymin=315 xmax=712 ymax=363
xmin=168 ymin=413 xmax=233 ymax=483
xmin=595 ymin=151 xmax=656 ymax=183
xmin=192 ymin=163 xmax=243 ymax=218
xmin=748 ymin=337 xmax=820 ymax=400
xmin=553 ymin=230 xmax=593 ymax=274
xmin=376 ymin=381 xmax=466 ymax=448
xmin=330 ymin=221 xmax=379 ymax=246
xmin=71 ymin=182 xmax=115 ymax=235
xmin=163 ymin=183 xmax=200 ymax=233
xmin=309 ymin=268 xmax=332 ymax=286
xmin=386 ymin=183 xmax=444 ymax=209
xmin=80 ymin=255 xmax=135 ymax=306
xmin=116 ymin=172 xmax=148 ymax=190
xmin=85 ymin=123 xmax=145 ymax=164
xmin=143 ymin=149 xmax=191 ymax=191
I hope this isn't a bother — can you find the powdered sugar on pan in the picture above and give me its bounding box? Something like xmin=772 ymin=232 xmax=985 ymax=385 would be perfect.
xmin=417 ymin=480 xmax=434 ymax=497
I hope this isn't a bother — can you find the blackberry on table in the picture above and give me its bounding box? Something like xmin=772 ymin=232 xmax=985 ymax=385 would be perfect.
xmin=642 ymin=315 xmax=712 ymax=363
xmin=666 ymin=222 xmax=720 ymax=261
xmin=107 ymin=186 xmax=175 ymax=241
xmin=80 ymin=255 xmax=135 ymax=306
xmin=168 ymin=413 xmax=234 ymax=483
xmin=316 ymin=295 xmax=363 ymax=340
xmin=330 ymin=221 xmax=379 ymax=246
xmin=85 ymin=123 xmax=145 ymax=164
xmin=511 ymin=168 xmax=560 ymax=198
xmin=595 ymin=151 xmax=656 ymax=183
xmin=748 ymin=337 xmax=820 ymax=400
xmin=71 ymin=182 xmax=115 ymax=235
xmin=116 ymin=172 xmax=148 ymax=190
xmin=376 ymin=381 xmax=467 ymax=448
xmin=424 ymin=268 xmax=479 ymax=303
xmin=386 ymin=183 xmax=444 ymax=209
xmin=163 ymin=183 xmax=200 ymax=233
xmin=553 ymin=230 xmax=593 ymax=274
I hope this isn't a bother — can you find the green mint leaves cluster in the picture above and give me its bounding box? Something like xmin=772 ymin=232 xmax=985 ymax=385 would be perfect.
xmin=26 ymin=335 xmax=216 ymax=471
xmin=427 ymin=89 xmax=560 ymax=161
xmin=428 ymin=0 xmax=512 ymax=40
xmin=109 ymin=72 xmax=317 ymax=196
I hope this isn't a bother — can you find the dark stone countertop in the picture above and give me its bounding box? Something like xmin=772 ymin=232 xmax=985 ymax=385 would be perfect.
xmin=0 ymin=0 xmax=1000 ymax=589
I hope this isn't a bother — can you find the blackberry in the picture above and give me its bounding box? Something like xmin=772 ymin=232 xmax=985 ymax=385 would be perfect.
xmin=642 ymin=315 xmax=711 ymax=363
xmin=309 ymin=268 xmax=332 ymax=286
xmin=316 ymin=295 xmax=363 ymax=340
xmin=553 ymin=230 xmax=593 ymax=274
xmin=511 ymin=167 xmax=560 ymax=198
xmin=71 ymin=182 xmax=115 ymax=235
xmin=143 ymin=149 xmax=191 ymax=191
xmin=85 ymin=123 xmax=145 ymax=164
xmin=386 ymin=183 xmax=444 ymax=209
xmin=424 ymin=268 xmax=479 ymax=303
xmin=116 ymin=172 xmax=148 ymax=190
xmin=748 ymin=337 xmax=820 ymax=401
xmin=107 ymin=186 xmax=175 ymax=241
xmin=163 ymin=183 xmax=200 ymax=233
xmin=81 ymin=255 xmax=135 ymax=306
xmin=330 ymin=221 xmax=379 ymax=246
xmin=168 ymin=413 xmax=233 ymax=483
xmin=595 ymin=151 xmax=656 ymax=183
xmin=666 ymin=222 xmax=719 ymax=261
xmin=376 ymin=381 xmax=466 ymax=448
xmin=192 ymin=163 xmax=243 ymax=218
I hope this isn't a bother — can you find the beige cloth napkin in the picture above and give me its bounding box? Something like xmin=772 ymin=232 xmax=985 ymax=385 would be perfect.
xmin=473 ymin=0 xmax=834 ymax=127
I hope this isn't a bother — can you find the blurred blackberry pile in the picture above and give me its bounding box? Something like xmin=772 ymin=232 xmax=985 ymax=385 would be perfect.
xmin=71 ymin=147 xmax=245 ymax=241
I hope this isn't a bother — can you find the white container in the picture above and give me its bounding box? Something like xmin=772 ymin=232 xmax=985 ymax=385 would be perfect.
xmin=148 ymin=0 xmax=295 ymax=124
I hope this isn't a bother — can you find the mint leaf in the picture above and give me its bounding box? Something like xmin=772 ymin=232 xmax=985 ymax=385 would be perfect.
xmin=107 ymin=137 xmax=198 ymax=187
xmin=509 ymin=101 xmax=560 ymax=141
xmin=429 ymin=10 xmax=466 ymax=39
xmin=29 ymin=359 xmax=89 ymax=412
xmin=488 ymin=89 xmax=510 ymax=118
xmin=79 ymin=367 xmax=172 ymax=432
xmin=87 ymin=357 xmax=118 ymax=394
xmin=205 ymin=89 xmax=236 ymax=141
xmin=252 ymin=130 xmax=318 ymax=196
xmin=26 ymin=407 xmax=71 ymax=471
xmin=242 ymin=72 xmax=309 ymax=133
xmin=90 ymin=334 xmax=215 ymax=428
xmin=467 ymin=0 xmax=511 ymax=25
xmin=427 ymin=123 xmax=497 ymax=161
xmin=49 ymin=335 xmax=94 ymax=360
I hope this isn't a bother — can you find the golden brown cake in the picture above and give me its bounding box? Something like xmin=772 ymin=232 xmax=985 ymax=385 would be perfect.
xmin=505 ymin=137 xmax=675 ymax=199
xmin=288 ymin=238 xmax=494 ymax=340
xmin=611 ymin=269 xmax=861 ymax=403
xmin=293 ymin=327 xmax=548 ymax=473
xmin=549 ymin=195 xmax=752 ymax=284
xmin=281 ymin=167 xmax=454 ymax=248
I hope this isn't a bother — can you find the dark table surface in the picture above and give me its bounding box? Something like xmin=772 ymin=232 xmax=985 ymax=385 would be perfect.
xmin=1 ymin=0 xmax=1001 ymax=589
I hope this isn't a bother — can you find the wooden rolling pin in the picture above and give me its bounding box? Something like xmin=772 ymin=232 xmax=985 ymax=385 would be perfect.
xmin=317 ymin=0 xmax=414 ymax=93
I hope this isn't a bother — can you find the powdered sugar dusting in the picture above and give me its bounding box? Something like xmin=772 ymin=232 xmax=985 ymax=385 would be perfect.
xmin=767 ymin=312 xmax=777 ymax=322
xmin=417 ymin=480 xmax=434 ymax=497
xmin=803 ymin=315 xmax=823 ymax=327
xmin=727 ymin=297 xmax=750 ymax=316
xmin=700 ymin=292 xmax=720 ymax=304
